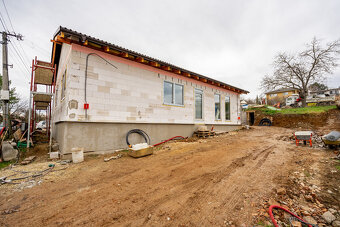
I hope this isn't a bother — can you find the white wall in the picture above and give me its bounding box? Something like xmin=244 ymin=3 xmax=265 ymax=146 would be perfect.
xmin=53 ymin=44 xmax=241 ymax=125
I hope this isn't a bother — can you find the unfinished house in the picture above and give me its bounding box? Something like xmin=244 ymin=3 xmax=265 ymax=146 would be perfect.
xmin=50 ymin=27 xmax=248 ymax=155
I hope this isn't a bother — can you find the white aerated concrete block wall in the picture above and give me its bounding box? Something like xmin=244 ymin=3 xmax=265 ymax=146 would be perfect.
xmin=53 ymin=44 xmax=241 ymax=125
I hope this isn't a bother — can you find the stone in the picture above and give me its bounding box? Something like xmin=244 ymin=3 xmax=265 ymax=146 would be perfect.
xmin=2 ymin=142 xmax=18 ymax=161
xmin=277 ymin=187 xmax=286 ymax=195
xmin=332 ymin=220 xmax=340 ymax=227
xmin=322 ymin=211 xmax=336 ymax=224
xmin=291 ymin=220 xmax=302 ymax=227
xmin=329 ymin=208 xmax=337 ymax=215
xmin=303 ymin=216 xmax=317 ymax=225
xmin=52 ymin=143 xmax=59 ymax=151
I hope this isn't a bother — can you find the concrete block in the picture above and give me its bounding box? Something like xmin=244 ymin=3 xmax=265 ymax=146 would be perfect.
xmin=49 ymin=151 xmax=59 ymax=159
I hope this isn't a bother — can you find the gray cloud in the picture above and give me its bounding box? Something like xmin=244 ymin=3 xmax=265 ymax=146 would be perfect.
xmin=1 ymin=0 xmax=340 ymax=99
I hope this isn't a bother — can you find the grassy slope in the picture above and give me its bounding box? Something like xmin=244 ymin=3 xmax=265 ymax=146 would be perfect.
xmin=249 ymin=105 xmax=337 ymax=115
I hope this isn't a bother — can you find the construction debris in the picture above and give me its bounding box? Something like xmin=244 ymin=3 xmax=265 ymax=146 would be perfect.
xmin=21 ymin=156 xmax=36 ymax=165
xmin=324 ymin=131 xmax=340 ymax=141
xmin=193 ymin=130 xmax=216 ymax=138
xmin=104 ymin=154 xmax=122 ymax=162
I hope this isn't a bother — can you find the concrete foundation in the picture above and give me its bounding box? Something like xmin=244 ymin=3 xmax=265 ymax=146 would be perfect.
xmin=55 ymin=121 xmax=242 ymax=155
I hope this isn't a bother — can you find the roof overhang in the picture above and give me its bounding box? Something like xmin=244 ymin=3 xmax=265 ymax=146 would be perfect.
xmin=51 ymin=26 xmax=249 ymax=94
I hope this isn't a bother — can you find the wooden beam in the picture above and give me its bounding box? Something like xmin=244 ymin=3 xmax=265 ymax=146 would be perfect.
xmin=104 ymin=46 xmax=110 ymax=52
xmin=193 ymin=75 xmax=199 ymax=80
xmin=60 ymin=32 xmax=65 ymax=38
xmin=136 ymin=57 xmax=145 ymax=63
xmin=172 ymin=69 xmax=181 ymax=74
xmin=150 ymin=61 xmax=160 ymax=67
xmin=161 ymin=65 xmax=171 ymax=71
xmin=182 ymin=72 xmax=191 ymax=77
xmin=83 ymin=40 xmax=88 ymax=46
xmin=120 ymin=52 xmax=128 ymax=58
xmin=55 ymin=36 xmax=71 ymax=44
xmin=88 ymin=42 xmax=102 ymax=49
xmin=199 ymin=78 xmax=207 ymax=82
xmin=109 ymin=49 xmax=120 ymax=55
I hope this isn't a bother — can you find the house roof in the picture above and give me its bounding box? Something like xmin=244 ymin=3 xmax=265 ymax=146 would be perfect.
xmin=51 ymin=26 xmax=248 ymax=94
xmin=265 ymin=88 xmax=297 ymax=95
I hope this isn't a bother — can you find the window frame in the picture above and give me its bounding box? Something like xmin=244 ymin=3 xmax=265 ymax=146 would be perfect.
xmin=214 ymin=93 xmax=221 ymax=120
xmin=163 ymin=81 xmax=184 ymax=106
xmin=225 ymin=96 xmax=231 ymax=121
xmin=194 ymin=88 xmax=204 ymax=120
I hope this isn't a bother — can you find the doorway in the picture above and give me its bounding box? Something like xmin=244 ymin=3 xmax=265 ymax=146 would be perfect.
xmin=248 ymin=112 xmax=255 ymax=126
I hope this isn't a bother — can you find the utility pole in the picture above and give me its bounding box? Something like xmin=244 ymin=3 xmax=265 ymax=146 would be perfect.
xmin=1 ymin=32 xmax=10 ymax=132
xmin=1 ymin=31 xmax=23 ymax=133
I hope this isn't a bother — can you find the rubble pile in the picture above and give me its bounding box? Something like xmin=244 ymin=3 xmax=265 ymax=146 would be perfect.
xmin=254 ymin=167 xmax=340 ymax=226
xmin=276 ymin=132 xmax=329 ymax=149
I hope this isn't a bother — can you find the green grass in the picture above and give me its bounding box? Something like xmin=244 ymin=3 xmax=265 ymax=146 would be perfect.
xmin=249 ymin=105 xmax=337 ymax=115
xmin=0 ymin=161 xmax=12 ymax=169
xmin=336 ymin=166 xmax=340 ymax=171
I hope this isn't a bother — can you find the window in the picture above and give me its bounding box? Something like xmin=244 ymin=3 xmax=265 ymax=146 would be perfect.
xmin=283 ymin=92 xmax=289 ymax=96
xmin=195 ymin=89 xmax=203 ymax=119
xmin=163 ymin=81 xmax=183 ymax=105
xmin=61 ymin=70 xmax=67 ymax=100
xmin=225 ymin=96 xmax=230 ymax=120
xmin=214 ymin=94 xmax=221 ymax=120
xmin=270 ymin=94 xmax=277 ymax=97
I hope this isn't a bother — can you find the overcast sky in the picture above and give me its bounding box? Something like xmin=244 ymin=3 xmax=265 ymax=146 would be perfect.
xmin=1 ymin=0 xmax=340 ymax=100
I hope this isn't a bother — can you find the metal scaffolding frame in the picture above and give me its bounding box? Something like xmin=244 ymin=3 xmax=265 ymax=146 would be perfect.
xmin=27 ymin=57 xmax=56 ymax=149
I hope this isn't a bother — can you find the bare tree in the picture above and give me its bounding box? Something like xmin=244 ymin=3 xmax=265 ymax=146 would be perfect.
xmin=261 ymin=38 xmax=340 ymax=106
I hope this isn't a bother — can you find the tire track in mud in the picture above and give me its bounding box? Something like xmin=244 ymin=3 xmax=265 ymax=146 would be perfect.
xmin=140 ymin=145 xmax=276 ymax=225
xmin=172 ymin=145 xmax=276 ymax=225
xmin=222 ymin=145 xmax=275 ymax=212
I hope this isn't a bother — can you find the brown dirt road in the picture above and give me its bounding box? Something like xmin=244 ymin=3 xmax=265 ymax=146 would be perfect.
xmin=0 ymin=127 xmax=337 ymax=226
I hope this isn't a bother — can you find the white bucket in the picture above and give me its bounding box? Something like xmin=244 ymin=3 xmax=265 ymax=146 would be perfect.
xmin=71 ymin=147 xmax=84 ymax=163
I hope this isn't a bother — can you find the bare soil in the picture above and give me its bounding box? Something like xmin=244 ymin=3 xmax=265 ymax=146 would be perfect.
xmin=253 ymin=108 xmax=340 ymax=130
xmin=0 ymin=126 xmax=339 ymax=226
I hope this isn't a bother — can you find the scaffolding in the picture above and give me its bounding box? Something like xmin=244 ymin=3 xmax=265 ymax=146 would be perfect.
xmin=27 ymin=57 xmax=56 ymax=148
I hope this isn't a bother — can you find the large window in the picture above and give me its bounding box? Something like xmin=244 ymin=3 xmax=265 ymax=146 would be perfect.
xmin=225 ymin=96 xmax=230 ymax=120
xmin=195 ymin=89 xmax=203 ymax=119
xmin=61 ymin=69 xmax=67 ymax=100
xmin=163 ymin=81 xmax=183 ymax=106
xmin=214 ymin=94 xmax=221 ymax=120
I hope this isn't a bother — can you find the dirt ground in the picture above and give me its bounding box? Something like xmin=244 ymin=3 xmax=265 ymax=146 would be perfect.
xmin=0 ymin=126 xmax=339 ymax=226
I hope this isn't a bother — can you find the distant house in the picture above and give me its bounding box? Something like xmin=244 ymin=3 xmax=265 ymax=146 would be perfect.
xmin=265 ymin=88 xmax=299 ymax=104
xmin=309 ymin=87 xmax=340 ymax=97
xmin=50 ymin=27 xmax=248 ymax=155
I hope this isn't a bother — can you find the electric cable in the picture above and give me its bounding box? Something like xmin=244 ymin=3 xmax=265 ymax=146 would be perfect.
xmin=84 ymin=53 xmax=118 ymax=118
xmin=126 ymin=129 xmax=151 ymax=147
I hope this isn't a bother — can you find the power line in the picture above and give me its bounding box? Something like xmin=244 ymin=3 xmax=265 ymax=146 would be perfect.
xmin=8 ymin=48 xmax=30 ymax=80
xmin=0 ymin=9 xmax=31 ymax=74
xmin=8 ymin=42 xmax=30 ymax=73
xmin=0 ymin=11 xmax=9 ymax=32
xmin=1 ymin=0 xmax=14 ymax=32
xmin=1 ymin=0 xmax=31 ymax=62
xmin=23 ymin=39 xmax=50 ymax=56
